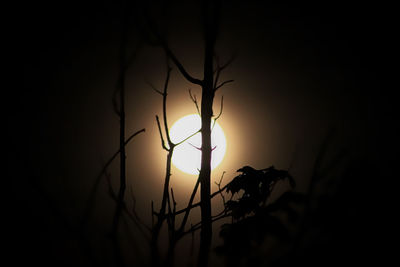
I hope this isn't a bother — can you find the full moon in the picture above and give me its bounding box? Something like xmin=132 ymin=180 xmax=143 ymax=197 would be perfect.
xmin=169 ymin=114 xmax=227 ymax=175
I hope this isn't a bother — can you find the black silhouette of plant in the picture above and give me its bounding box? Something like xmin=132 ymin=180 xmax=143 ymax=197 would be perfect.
xmin=216 ymin=165 xmax=304 ymax=266
xmin=224 ymin=165 xmax=296 ymax=220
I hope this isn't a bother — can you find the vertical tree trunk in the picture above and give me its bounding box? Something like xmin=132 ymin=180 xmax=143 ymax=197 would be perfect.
xmin=198 ymin=1 xmax=220 ymax=266
xmin=150 ymin=149 xmax=173 ymax=267
xmin=111 ymin=3 xmax=129 ymax=266
xmin=198 ymin=86 xmax=213 ymax=267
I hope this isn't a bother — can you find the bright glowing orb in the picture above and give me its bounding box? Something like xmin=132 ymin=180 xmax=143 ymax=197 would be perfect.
xmin=169 ymin=114 xmax=226 ymax=175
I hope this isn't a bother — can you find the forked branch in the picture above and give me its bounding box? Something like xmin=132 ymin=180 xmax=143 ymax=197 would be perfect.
xmin=215 ymin=79 xmax=234 ymax=91
xmin=81 ymin=128 xmax=145 ymax=228
xmin=189 ymin=89 xmax=201 ymax=115
xmin=144 ymin=15 xmax=203 ymax=86
xmin=156 ymin=115 xmax=168 ymax=151
xmin=213 ymin=53 xmax=236 ymax=91
xmin=178 ymin=177 xmax=201 ymax=234
xmin=212 ymin=95 xmax=224 ymax=130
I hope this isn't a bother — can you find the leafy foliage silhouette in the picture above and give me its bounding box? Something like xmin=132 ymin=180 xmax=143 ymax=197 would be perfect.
xmin=216 ymin=165 xmax=304 ymax=266
xmin=225 ymin=166 xmax=296 ymax=219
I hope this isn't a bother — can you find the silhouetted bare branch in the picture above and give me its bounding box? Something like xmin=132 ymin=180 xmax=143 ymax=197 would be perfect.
xmin=147 ymin=80 xmax=164 ymax=95
xmin=174 ymin=129 xmax=201 ymax=147
xmin=151 ymin=63 xmax=177 ymax=266
xmin=189 ymin=89 xmax=201 ymax=115
xmin=215 ymin=171 xmax=227 ymax=207
xmin=215 ymin=79 xmax=234 ymax=91
xmin=161 ymin=67 xmax=173 ymax=146
xmin=82 ymin=128 xmax=145 ymax=228
xmin=189 ymin=142 xmax=202 ymax=151
xmin=163 ymin=44 xmax=203 ymax=85
xmin=82 ymin=129 xmax=146 ymax=225
xmin=106 ymin=172 xmax=151 ymax=241
xmin=182 ymin=212 xmax=232 ymax=237
xmin=178 ymin=177 xmax=201 ymax=234
xmin=156 ymin=115 xmax=168 ymax=151
xmin=143 ymin=13 xmax=203 ymax=86
xmin=213 ymin=53 xmax=236 ymax=90
xmin=168 ymin=183 xmax=229 ymax=217
xmin=112 ymin=87 xmax=121 ymax=116
xmin=212 ymin=95 xmax=223 ymax=130
xmin=171 ymin=188 xmax=177 ymax=230
xmin=128 ymin=186 xmax=152 ymax=233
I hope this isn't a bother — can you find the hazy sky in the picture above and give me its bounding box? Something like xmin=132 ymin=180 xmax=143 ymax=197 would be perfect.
xmin=9 ymin=1 xmax=396 ymax=266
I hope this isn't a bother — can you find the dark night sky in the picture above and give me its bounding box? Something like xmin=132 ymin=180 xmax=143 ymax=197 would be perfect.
xmin=8 ymin=1 xmax=397 ymax=266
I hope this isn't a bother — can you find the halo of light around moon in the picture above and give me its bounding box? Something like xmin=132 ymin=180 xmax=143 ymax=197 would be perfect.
xmin=169 ymin=114 xmax=226 ymax=175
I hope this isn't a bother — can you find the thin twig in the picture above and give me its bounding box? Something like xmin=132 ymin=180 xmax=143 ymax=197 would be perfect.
xmin=171 ymin=183 xmax=229 ymax=216
xmin=106 ymin=170 xmax=151 ymax=239
xmin=174 ymin=129 xmax=201 ymax=147
xmin=120 ymin=215 xmax=146 ymax=265
xmin=189 ymin=142 xmax=202 ymax=151
xmin=151 ymin=61 xmax=176 ymax=262
xmin=212 ymin=96 xmax=223 ymax=131
xmin=112 ymin=87 xmax=121 ymax=116
xmin=159 ymin=39 xmax=202 ymax=85
xmin=215 ymin=171 xmax=227 ymax=207
xmin=182 ymin=212 xmax=232 ymax=237
xmin=178 ymin=177 xmax=201 ymax=233
xmin=156 ymin=115 xmax=169 ymax=151
xmin=219 ymin=53 xmax=237 ymax=72
xmin=128 ymin=187 xmax=152 ymax=233
xmin=171 ymin=188 xmax=177 ymax=230
xmin=144 ymin=16 xmax=202 ymax=86
xmin=215 ymin=79 xmax=234 ymax=91
xmin=81 ymin=129 xmax=145 ymax=228
xmin=124 ymin=42 xmax=142 ymax=71
xmin=189 ymin=89 xmax=200 ymax=115
xmin=146 ymin=80 xmax=163 ymax=95
xmin=123 ymin=205 xmax=152 ymax=241
xmin=162 ymin=67 xmax=173 ymax=147
xmin=213 ymin=53 xmax=236 ymax=90
xmin=166 ymin=191 xmax=172 ymax=230
xmin=105 ymin=170 xmax=116 ymax=200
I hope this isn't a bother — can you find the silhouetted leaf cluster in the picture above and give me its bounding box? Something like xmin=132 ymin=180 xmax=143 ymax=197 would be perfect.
xmin=216 ymin=165 xmax=305 ymax=266
xmin=225 ymin=165 xmax=296 ymax=219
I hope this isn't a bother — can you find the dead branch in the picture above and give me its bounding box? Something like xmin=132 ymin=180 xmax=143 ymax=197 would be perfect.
xmin=189 ymin=142 xmax=202 ymax=151
xmin=215 ymin=171 xmax=227 ymax=207
xmin=162 ymin=43 xmax=203 ymax=85
xmin=112 ymin=87 xmax=121 ymax=116
xmin=146 ymin=80 xmax=164 ymax=95
xmin=171 ymin=188 xmax=177 ymax=230
xmin=215 ymin=79 xmax=234 ymax=91
xmin=174 ymin=129 xmax=201 ymax=147
xmin=182 ymin=212 xmax=232 ymax=237
xmin=106 ymin=172 xmax=151 ymax=240
xmin=81 ymin=129 xmax=145 ymax=228
xmin=219 ymin=53 xmax=237 ymax=71
xmin=169 ymin=182 xmax=229 ymax=217
xmin=213 ymin=53 xmax=236 ymax=90
xmin=162 ymin=67 xmax=174 ymax=147
xmin=156 ymin=115 xmax=169 ymax=151
xmin=212 ymin=95 xmax=223 ymax=131
xmin=166 ymin=190 xmax=173 ymax=230
xmin=143 ymin=14 xmax=203 ymax=86
xmin=189 ymin=89 xmax=201 ymax=115
xmin=178 ymin=177 xmax=201 ymax=234
xmin=128 ymin=186 xmax=152 ymax=233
